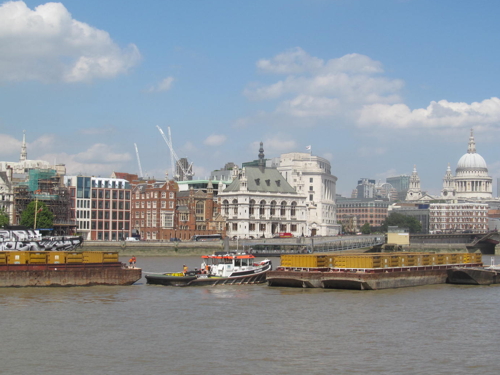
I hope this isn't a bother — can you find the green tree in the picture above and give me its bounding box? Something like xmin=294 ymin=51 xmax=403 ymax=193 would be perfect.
xmin=380 ymin=212 xmax=422 ymax=233
xmin=20 ymin=201 xmax=54 ymax=230
xmin=360 ymin=222 xmax=371 ymax=234
xmin=0 ymin=208 xmax=9 ymax=227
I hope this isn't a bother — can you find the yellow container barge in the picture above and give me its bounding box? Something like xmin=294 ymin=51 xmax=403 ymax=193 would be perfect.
xmin=0 ymin=251 xmax=141 ymax=287
xmin=267 ymin=252 xmax=483 ymax=290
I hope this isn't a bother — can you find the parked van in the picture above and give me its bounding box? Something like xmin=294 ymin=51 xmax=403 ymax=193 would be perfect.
xmin=125 ymin=237 xmax=139 ymax=242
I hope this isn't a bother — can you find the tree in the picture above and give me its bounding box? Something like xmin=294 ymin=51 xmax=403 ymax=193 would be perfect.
xmin=380 ymin=212 xmax=422 ymax=233
xmin=20 ymin=201 xmax=54 ymax=230
xmin=0 ymin=208 xmax=9 ymax=227
xmin=360 ymin=222 xmax=371 ymax=234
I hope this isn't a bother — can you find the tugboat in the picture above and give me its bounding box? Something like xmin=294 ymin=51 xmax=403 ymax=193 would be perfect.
xmin=145 ymin=253 xmax=272 ymax=286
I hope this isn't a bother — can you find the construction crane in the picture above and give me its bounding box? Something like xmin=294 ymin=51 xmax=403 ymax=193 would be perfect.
xmin=156 ymin=125 xmax=194 ymax=181
xmin=134 ymin=143 xmax=144 ymax=178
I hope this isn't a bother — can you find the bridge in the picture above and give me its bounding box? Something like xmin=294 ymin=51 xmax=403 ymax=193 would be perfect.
xmin=241 ymin=235 xmax=385 ymax=256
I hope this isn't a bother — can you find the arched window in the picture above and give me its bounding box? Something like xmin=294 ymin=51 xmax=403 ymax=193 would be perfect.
xmin=223 ymin=200 xmax=229 ymax=215
xmin=259 ymin=200 xmax=266 ymax=215
xmin=249 ymin=199 xmax=255 ymax=215
xmin=281 ymin=201 xmax=286 ymax=216
xmin=232 ymin=199 xmax=238 ymax=214
xmin=270 ymin=201 xmax=277 ymax=216
xmin=291 ymin=202 xmax=297 ymax=217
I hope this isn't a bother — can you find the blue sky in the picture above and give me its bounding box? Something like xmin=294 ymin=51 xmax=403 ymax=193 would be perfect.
xmin=1 ymin=0 xmax=500 ymax=197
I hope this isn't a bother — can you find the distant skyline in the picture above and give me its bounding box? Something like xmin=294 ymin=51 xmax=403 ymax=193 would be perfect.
xmin=1 ymin=0 xmax=500 ymax=197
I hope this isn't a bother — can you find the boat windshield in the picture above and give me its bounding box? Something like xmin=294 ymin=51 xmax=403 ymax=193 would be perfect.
xmin=202 ymin=254 xmax=255 ymax=266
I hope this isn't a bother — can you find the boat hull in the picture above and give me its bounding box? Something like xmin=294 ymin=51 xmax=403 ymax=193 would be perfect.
xmin=267 ymin=264 xmax=483 ymax=290
xmin=146 ymin=271 xmax=269 ymax=286
xmin=0 ymin=263 xmax=141 ymax=287
xmin=446 ymin=267 xmax=500 ymax=285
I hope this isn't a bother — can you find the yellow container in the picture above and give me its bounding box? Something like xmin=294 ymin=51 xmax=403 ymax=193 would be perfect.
xmin=83 ymin=251 xmax=104 ymax=263
xmin=0 ymin=252 xmax=7 ymax=264
xmin=28 ymin=252 xmax=48 ymax=264
xmin=7 ymin=252 xmax=29 ymax=264
xmin=103 ymin=252 xmax=119 ymax=263
xmin=47 ymin=252 xmax=66 ymax=264
xmin=66 ymin=252 xmax=83 ymax=263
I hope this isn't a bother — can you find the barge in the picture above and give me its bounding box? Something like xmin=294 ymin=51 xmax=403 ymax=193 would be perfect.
xmin=267 ymin=252 xmax=483 ymax=290
xmin=447 ymin=259 xmax=500 ymax=285
xmin=0 ymin=251 xmax=141 ymax=287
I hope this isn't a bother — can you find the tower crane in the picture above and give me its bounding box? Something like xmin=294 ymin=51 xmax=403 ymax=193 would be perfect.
xmin=156 ymin=125 xmax=194 ymax=181
xmin=134 ymin=143 xmax=144 ymax=178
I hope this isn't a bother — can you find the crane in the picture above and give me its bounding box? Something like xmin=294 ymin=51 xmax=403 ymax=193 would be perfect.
xmin=156 ymin=125 xmax=194 ymax=181
xmin=134 ymin=143 xmax=144 ymax=178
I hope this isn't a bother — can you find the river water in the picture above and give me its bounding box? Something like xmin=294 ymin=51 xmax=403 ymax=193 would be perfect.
xmin=1 ymin=255 xmax=499 ymax=375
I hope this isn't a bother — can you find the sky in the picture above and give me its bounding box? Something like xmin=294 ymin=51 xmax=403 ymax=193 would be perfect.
xmin=1 ymin=0 xmax=500 ymax=197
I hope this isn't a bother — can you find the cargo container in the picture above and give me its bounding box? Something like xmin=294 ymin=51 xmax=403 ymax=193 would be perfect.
xmin=66 ymin=252 xmax=84 ymax=263
xmin=83 ymin=251 xmax=105 ymax=263
xmin=47 ymin=252 xmax=66 ymax=264
xmin=28 ymin=252 xmax=48 ymax=264
xmin=7 ymin=252 xmax=28 ymax=264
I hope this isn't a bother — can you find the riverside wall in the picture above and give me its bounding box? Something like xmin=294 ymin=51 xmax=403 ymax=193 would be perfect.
xmin=79 ymin=237 xmax=493 ymax=256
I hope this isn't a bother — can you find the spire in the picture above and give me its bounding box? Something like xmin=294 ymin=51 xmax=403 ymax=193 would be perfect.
xmin=258 ymin=142 xmax=265 ymax=167
xmin=20 ymin=130 xmax=27 ymax=162
xmin=467 ymin=128 xmax=476 ymax=154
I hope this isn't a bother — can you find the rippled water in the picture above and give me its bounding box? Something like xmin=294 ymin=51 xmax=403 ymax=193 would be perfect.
xmin=1 ymin=255 xmax=499 ymax=375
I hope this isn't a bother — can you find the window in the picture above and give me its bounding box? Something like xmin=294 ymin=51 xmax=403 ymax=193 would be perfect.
xmin=310 ymin=178 xmax=313 ymax=183
xmin=161 ymin=192 xmax=166 ymax=198
xmin=232 ymin=223 xmax=238 ymax=231
xmin=280 ymin=201 xmax=286 ymax=216
xmin=291 ymin=202 xmax=297 ymax=216
xmin=259 ymin=200 xmax=266 ymax=215
xmin=196 ymin=201 xmax=205 ymax=221
xmin=249 ymin=200 xmax=255 ymax=215
xmin=232 ymin=199 xmax=238 ymax=215
xmin=169 ymin=192 xmax=174 ymax=199
xmin=169 ymin=201 xmax=174 ymax=209
xmin=223 ymin=200 xmax=229 ymax=215
xmin=249 ymin=223 xmax=256 ymax=231
xmin=270 ymin=201 xmax=276 ymax=216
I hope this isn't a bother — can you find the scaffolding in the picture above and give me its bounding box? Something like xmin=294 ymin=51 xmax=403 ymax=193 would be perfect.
xmin=14 ymin=170 xmax=75 ymax=235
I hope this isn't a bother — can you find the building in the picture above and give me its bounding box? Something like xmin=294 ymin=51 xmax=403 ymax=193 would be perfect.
xmin=276 ymin=152 xmax=340 ymax=236
xmin=0 ymin=171 xmax=13 ymax=224
xmin=442 ymin=129 xmax=493 ymax=200
xmin=130 ymin=178 xmax=177 ymax=241
xmin=218 ymin=143 xmax=307 ymax=239
xmin=355 ymin=178 xmax=376 ymax=199
xmin=336 ymin=198 xmax=390 ymax=232
xmin=175 ymin=181 xmax=225 ymax=240
xmin=66 ymin=176 xmax=132 ymax=240
xmin=429 ymin=202 xmax=489 ymax=233
xmin=386 ymin=175 xmax=410 ymax=201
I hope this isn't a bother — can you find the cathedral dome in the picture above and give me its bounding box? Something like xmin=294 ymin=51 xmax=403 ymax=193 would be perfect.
xmin=455 ymin=130 xmax=488 ymax=175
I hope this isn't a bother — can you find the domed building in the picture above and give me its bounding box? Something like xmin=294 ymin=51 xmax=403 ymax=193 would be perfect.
xmin=441 ymin=129 xmax=492 ymax=200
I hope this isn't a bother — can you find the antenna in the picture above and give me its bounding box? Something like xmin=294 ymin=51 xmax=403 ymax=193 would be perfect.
xmin=134 ymin=143 xmax=144 ymax=178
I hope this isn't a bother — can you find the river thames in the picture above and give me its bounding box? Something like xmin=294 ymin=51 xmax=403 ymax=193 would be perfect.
xmin=1 ymin=255 xmax=499 ymax=375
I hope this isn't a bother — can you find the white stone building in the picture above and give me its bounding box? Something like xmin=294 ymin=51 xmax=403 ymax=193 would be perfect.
xmin=429 ymin=202 xmax=489 ymax=233
xmin=442 ymin=129 xmax=492 ymax=200
xmin=276 ymin=152 xmax=340 ymax=236
xmin=218 ymin=144 xmax=307 ymax=239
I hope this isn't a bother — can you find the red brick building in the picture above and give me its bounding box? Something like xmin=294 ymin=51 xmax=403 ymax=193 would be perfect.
xmin=175 ymin=182 xmax=226 ymax=240
xmin=131 ymin=179 xmax=178 ymax=241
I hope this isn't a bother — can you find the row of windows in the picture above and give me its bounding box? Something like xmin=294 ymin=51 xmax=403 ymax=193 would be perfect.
xmin=92 ymin=222 xmax=130 ymax=230
xmin=134 ymin=192 xmax=175 ymax=199
xmin=92 ymin=190 xmax=130 ymax=200
xmin=91 ymin=212 xmax=130 ymax=220
xmin=134 ymin=201 xmax=174 ymax=209
xmin=223 ymin=200 xmax=298 ymax=216
xmin=90 ymin=201 xmax=130 ymax=210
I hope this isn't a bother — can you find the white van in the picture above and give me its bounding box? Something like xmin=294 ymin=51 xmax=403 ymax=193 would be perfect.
xmin=125 ymin=237 xmax=139 ymax=242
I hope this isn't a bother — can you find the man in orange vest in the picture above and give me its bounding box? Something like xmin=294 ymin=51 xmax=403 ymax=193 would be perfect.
xmin=183 ymin=264 xmax=188 ymax=275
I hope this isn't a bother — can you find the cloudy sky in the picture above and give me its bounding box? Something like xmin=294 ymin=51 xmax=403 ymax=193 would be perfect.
xmin=1 ymin=0 xmax=500 ymax=196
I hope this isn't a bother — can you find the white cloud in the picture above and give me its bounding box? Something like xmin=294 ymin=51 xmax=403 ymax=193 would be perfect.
xmin=147 ymin=76 xmax=175 ymax=93
xmin=204 ymin=134 xmax=227 ymax=146
xmin=0 ymin=134 xmax=21 ymax=155
xmin=0 ymin=1 xmax=141 ymax=83
xmin=250 ymin=135 xmax=297 ymax=155
xmin=358 ymin=97 xmax=500 ymax=130
xmin=244 ymin=48 xmax=403 ymax=120
xmin=79 ymin=125 xmax=117 ymax=135
xmin=40 ymin=143 xmax=132 ymax=175
xmin=73 ymin=143 xmax=132 ymax=164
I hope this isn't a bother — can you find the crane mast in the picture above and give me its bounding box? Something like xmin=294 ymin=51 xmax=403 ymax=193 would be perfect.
xmin=134 ymin=143 xmax=144 ymax=178
xmin=156 ymin=125 xmax=194 ymax=181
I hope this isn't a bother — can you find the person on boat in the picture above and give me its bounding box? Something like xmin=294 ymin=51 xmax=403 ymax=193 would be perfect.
xmin=131 ymin=256 xmax=137 ymax=268
xmin=205 ymin=264 xmax=210 ymax=274
xmin=128 ymin=258 xmax=133 ymax=268
xmin=183 ymin=264 xmax=188 ymax=275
